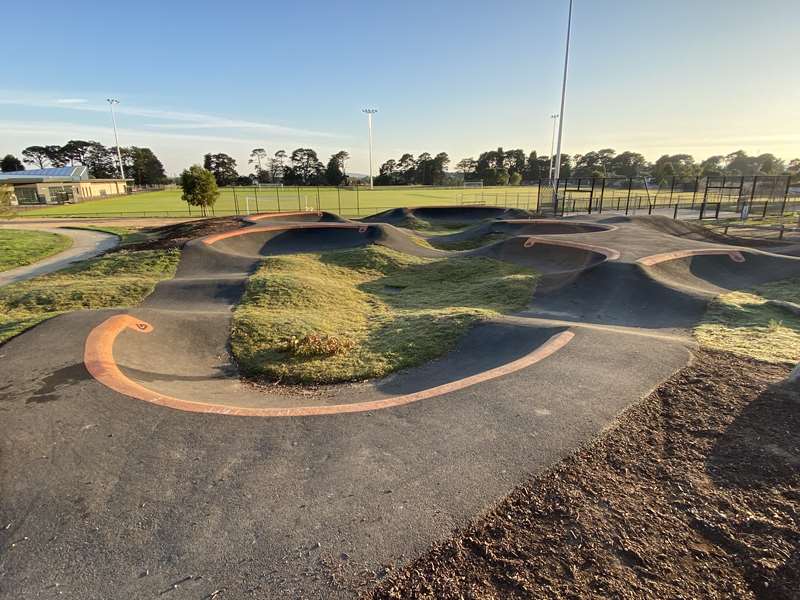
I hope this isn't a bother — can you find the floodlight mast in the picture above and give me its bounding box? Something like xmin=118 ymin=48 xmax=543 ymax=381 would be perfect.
xmin=362 ymin=108 xmax=378 ymax=189
xmin=552 ymin=0 xmax=573 ymax=213
xmin=548 ymin=113 xmax=559 ymax=182
xmin=106 ymin=98 xmax=125 ymax=180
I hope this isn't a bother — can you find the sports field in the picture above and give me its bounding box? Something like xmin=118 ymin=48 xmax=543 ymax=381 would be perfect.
xmin=14 ymin=183 xmax=784 ymax=219
xmin=19 ymin=186 xmax=542 ymax=218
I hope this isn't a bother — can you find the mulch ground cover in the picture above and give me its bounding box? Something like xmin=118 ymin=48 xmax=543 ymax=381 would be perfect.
xmin=114 ymin=216 xmax=245 ymax=252
xmin=369 ymin=349 xmax=799 ymax=599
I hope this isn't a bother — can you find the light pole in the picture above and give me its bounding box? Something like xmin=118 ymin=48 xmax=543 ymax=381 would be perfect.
xmin=548 ymin=113 xmax=559 ymax=183
xmin=552 ymin=0 xmax=573 ymax=213
xmin=362 ymin=108 xmax=378 ymax=189
xmin=106 ymin=98 xmax=125 ymax=180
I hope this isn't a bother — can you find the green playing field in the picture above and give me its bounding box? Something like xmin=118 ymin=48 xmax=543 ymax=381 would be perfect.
xmin=16 ymin=182 xmax=720 ymax=219
xmin=19 ymin=186 xmax=542 ymax=218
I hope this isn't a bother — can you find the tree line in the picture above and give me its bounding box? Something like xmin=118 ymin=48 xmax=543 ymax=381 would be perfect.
xmin=1 ymin=141 xmax=167 ymax=186
xmin=199 ymin=148 xmax=353 ymax=187
xmin=453 ymin=148 xmax=798 ymax=186
xmin=5 ymin=142 xmax=798 ymax=191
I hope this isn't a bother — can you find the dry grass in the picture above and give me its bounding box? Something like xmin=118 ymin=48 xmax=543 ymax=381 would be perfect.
xmin=0 ymin=249 xmax=180 ymax=343
xmin=695 ymin=277 xmax=800 ymax=363
xmin=231 ymin=245 xmax=538 ymax=384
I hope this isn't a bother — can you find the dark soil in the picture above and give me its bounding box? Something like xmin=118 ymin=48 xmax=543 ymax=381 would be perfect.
xmin=113 ymin=216 xmax=245 ymax=252
xmin=369 ymin=350 xmax=800 ymax=599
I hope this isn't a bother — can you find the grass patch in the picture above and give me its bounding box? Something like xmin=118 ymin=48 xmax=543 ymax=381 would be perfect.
xmin=429 ymin=232 xmax=511 ymax=251
xmin=66 ymin=225 xmax=157 ymax=246
xmin=695 ymin=277 xmax=800 ymax=363
xmin=231 ymin=245 xmax=538 ymax=384
xmin=0 ymin=249 xmax=180 ymax=343
xmin=0 ymin=229 xmax=73 ymax=272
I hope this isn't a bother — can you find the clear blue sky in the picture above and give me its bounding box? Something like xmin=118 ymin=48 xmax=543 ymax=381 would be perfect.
xmin=1 ymin=0 xmax=798 ymax=175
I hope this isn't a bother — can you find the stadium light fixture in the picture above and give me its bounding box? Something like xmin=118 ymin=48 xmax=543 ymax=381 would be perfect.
xmin=362 ymin=108 xmax=378 ymax=189
xmin=552 ymin=0 xmax=573 ymax=212
xmin=106 ymin=98 xmax=125 ymax=180
xmin=548 ymin=113 xmax=559 ymax=183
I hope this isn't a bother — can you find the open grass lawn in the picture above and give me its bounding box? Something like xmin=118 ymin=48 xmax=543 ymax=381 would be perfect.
xmin=0 ymin=249 xmax=180 ymax=343
xmin=0 ymin=229 xmax=73 ymax=272
xmin=16 ymin=183 xmax=752 ymax=219
xmin=231 ymin=245 xmax=538 ymax=384
xmin=695 ymin=277 xmax=800 ymax=363
xmin=19 ymin=186 xmax=543 ymax=218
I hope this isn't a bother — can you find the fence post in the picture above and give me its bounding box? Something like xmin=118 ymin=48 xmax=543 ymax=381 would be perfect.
xmin=316 ymin=186 xmax=321 ymax=211
xmin=669 ymin=176 xmax=676 ymax=205
xmin=537 ymin=180 xmax=542 ymax=211
xmin=626 ymin=177 xmax=633 ymax=212
xmin=276 ymin=186 xmax=281 ymax=212
xmin=232 ymin=186 xmax=239 ymax=215
xmin=598 ymin=178 xmax=606 ymax=213
xmin=781 ymin=175 xmax=790 ymax=216
xmin=356 ymin=185 xmax=360 ymax=216
xmin=337 ymin=186 xmax=341 ymax=214
xmin=673 ymin=200 xmax=679 ymax=220
xmin=691 ymin=176 xmax=700 ymax=208
xmin=254 ymin=185 xmax=259 ymax=212
xmin=297 ymin=186 xmax=301 ymax=211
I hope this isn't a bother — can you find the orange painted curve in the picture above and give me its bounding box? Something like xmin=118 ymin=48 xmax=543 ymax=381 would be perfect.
xmin=84 ymin=314 xmax=574 ymax=418
xmin=243 ymin=211 xmax=325 ymax=223
xmin=521 ymin=237 xmax=622 ymax=261
xmin=636 ymin=248 xmax=745 ymax=267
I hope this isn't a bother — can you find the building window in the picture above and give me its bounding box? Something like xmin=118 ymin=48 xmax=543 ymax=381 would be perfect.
xmin=16 ymin=187 xmax=41 ymax=205
xmin=46 ymin=185 xmax=75 ymax=204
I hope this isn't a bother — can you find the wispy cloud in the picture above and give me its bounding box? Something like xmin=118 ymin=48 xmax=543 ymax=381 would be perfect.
xmin=0 ymin=90 xmax=345 ymax=139
xmin=0 ymin=119 xmax=357 ymax=170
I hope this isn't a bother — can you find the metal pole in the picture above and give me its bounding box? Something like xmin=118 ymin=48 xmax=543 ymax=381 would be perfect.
xmin=362 ymin=108 xmax=378 ymax=190
xmin=552 ymin=0 xmax=573 ymax=213
xmin=548 ymin=113 xmax=558 ymax=182
xmin=106 ymin=99 xmax=125 ymax=180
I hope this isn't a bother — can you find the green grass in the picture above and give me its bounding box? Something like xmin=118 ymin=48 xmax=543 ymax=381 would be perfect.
xmin=231 ymin=245 xmax=539 ymax=384
xmin=695 ymin=277 xmax=800 ymax=364
xmin=0 ymin=229 xmax=73 ymax=272
xmin=0 ymin=249 xmax=180 ymax=343
xmin=18 ymin=186 xmax=542 ymax=218
xmin=65 ymin=225 xmax=155 ymax=246
xmin=429 ymin=232 xmax=511 ymax=251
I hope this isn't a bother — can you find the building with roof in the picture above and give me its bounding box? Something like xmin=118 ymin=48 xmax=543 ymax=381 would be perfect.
xmin=0 ymin=166 xmax=129 ymax=205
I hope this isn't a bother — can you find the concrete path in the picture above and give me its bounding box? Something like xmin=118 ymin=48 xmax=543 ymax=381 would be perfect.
xmin=0 ymin=225 xmax=118 ymax=286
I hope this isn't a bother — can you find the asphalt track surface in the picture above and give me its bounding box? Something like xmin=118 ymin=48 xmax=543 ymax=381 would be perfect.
xmin=2 ymin=210 xmax=800 ymax=598
xmin=0 ymin=225 xmax=118 ymax=286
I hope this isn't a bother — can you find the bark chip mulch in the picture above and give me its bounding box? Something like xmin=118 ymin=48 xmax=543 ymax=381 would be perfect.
xmin=369 ymin=350 xmax=799 ymax=599
xmin=115 ymin=216 xmax=246 ymax=252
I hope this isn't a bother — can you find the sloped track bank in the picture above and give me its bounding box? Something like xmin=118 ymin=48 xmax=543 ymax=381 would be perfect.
xmin=368 ymin=350 xmax=800 ymax=600
xmin=85 ymin=212 xmax=619 ymax=415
